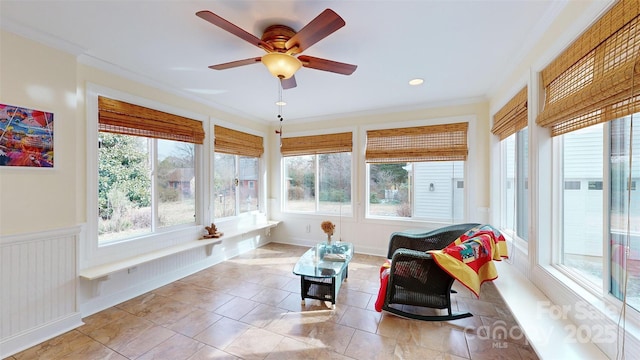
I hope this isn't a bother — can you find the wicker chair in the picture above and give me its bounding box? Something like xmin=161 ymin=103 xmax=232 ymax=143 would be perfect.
xmin=381 ymin=223 xmax=480 ymax=321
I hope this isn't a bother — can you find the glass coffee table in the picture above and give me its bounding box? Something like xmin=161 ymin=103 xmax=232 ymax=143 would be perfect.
xmin=292 ymin=242 xmax=353 ymax=308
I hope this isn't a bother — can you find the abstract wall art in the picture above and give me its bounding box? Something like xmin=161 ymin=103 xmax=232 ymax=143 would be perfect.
xmin=0 ymin=103 xmax=54 ymax=167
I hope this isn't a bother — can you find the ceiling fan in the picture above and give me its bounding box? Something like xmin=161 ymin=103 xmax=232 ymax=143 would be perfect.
xmin=196 ymin=8 xmax=357 ymax=89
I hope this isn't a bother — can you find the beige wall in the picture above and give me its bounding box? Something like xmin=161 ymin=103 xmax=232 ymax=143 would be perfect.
xmin=268 ymin=101 xmax=491 ymax=212
xmin=0 ymin=29 xmax=270 ymax=237
xmin=0 ymin=31 xmax=78 ymax=235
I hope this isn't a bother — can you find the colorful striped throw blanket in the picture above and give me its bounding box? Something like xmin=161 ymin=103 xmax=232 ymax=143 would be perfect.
xmin=427 ymin=224 xmax=508 ymax=297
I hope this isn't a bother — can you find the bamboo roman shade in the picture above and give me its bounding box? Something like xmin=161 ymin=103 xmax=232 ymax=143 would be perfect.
xmin=537 ymin=0 xmax=640 ymax=137
xmin=280 ymin=132 xmax=352 ymax=157
xmin=214 ymin=125 xmax=264 ymax=157
xmin=365 ymin=122 xmax=468 ymax=163
xmin=98 ymin=96 xmax=205 ymax=144
xmin=492 ymin=87 xmax=528 ymax=140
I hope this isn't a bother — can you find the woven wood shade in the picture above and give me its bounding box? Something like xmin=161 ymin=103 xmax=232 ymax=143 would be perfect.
xmin=365 ymin=122 xmax=468 ymax=163
xmin=537 ymin=0 xmax=640 ymax=136
xmin=214 ymin=125 xmax=264 ymax=157
xmin=98 ymin=96 xmax=205 ymax=144
xmin=492 ymin=87 xmax=528 ymax=140
xmin=280 ymin=132 xmax=352 ymax=157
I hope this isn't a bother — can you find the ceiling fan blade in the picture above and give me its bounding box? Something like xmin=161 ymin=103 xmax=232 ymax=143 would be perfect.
xmin=196 ymin=10 xmax=274 ymax=52
xmin=297 ymin=55 xmax=357 ymax=75
xmin=281 ymin=76 xmax=297 ymax=89
xmin=285 ymin=9 xmax=345 ymax=54
xmin=209 ymin=57 xmax=262 ymax=70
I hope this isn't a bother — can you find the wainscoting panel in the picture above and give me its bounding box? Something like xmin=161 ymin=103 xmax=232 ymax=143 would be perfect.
xmin=0 ymin=226 xmax=83 ymax=358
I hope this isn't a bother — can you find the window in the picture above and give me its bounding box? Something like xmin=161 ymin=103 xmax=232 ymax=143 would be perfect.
xmin=281 ymin=132 xmax=352 ymax=214
xmin=365 ymin=122 xmax=468 ymax=222
xmin=493 ymin=87 xmax=528 ymax=241
xmin=213 ymin=153 xmax=259 ymax=217
xmin=213 ymin=152 xmax=237 ymax=217
xmin=559 ymin=123 xmax=604 ymax=287
xmin=564 ymin=181 xmax=581 ymax=190
xmin=98 ymin=133 xmax=152 ymax=241
xmin=556 ymin=117 xmax=639 ymax=303
xmin=610 ymin=116 xmax=640 ymax=307
xmin=158 ymin=139 xmax=196 ymax=227
xmin=588 ymin=181 xmax=603 ymax=190
xmin=97 ymin=96 xmax=204 ymax=244
xmin=213 ymin=125 xmax=263 ymax=219
xmin=537 ymin=0 xmax=639 ymax=309
xmin=501 ymin=129 xmax=529 ymax=240
xmin=368 ymin=161 xmax=464 ymax=221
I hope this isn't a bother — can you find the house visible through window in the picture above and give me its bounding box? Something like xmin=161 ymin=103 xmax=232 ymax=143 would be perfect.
xmin=365 ymin=122 xmax=468 ymax=221
xmin=367 ymin=161 xmax=464 ymax=220
xmin=559 ymin=123 xmax=604 ymax=287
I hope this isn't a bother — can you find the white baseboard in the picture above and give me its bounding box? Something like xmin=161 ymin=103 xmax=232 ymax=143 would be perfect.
xmin=0 ymin=312 xmax=83 ymax=358
xmin=274 ymin=238 xmax=387 ymax=258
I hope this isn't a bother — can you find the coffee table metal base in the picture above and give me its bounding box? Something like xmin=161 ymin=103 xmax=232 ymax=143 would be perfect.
xmin=299 ymin=266 xmax=348 ymax=309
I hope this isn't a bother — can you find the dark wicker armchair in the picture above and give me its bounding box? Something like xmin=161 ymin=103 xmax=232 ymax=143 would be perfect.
xmin=381 ymin=223 xmax=480 ymax=321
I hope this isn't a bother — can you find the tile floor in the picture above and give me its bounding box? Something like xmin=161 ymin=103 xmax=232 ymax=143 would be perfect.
xmin=6 ymin=243 xmax=539 ymax=359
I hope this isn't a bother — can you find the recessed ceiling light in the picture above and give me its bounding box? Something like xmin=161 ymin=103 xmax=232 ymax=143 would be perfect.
xmin=275 ymin=101 xmax=287 ymax=106
xmin=409 ymin=78 xmax=424 ymax=86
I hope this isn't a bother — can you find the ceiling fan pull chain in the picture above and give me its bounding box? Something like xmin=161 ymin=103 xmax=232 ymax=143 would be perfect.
xmin=276 ymin=82 xmax=284 ymax=145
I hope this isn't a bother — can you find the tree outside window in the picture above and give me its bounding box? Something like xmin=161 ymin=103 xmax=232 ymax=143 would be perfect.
xmin=284 ymin=152 xmax=351 ymax=214
xmin=98 ymin=133 xmax=196 ymax=243
xmin=213 ymin=153 xmax=260 ymax=218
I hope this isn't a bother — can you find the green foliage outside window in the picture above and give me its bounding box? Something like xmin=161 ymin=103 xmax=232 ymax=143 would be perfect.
xmin=98 ymin=133 xmax=150 ymax=221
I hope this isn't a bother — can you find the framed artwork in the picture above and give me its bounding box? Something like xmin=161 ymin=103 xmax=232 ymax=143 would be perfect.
xmin=0 ymin=103 xmax=54 ymax=167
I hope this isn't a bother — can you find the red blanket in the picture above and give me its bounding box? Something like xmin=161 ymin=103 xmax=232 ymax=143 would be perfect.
xmin=374 ymin=259 xmax=391 ymax=312
xmin=374 ymin=225 xmax=507 ymax=312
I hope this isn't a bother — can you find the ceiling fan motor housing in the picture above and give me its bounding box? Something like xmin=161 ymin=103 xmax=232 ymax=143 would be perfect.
xmin=261 ymin=25 xmax=296 ymax=52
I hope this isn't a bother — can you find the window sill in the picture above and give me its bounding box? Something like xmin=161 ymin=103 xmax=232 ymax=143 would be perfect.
xmin=79 ymin=220 xmax=280 ymax=281
xmin=494 ymin=261 xmax=609 ymax=358
xmin=538 ymin=263 xmax=640 ymax=340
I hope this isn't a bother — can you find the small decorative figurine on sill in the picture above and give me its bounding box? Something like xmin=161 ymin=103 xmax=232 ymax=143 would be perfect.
xmin=203 ymin=223 xmax=223 ymax=239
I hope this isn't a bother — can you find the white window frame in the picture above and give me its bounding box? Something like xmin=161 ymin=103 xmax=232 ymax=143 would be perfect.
xmin=544 ymin=119 xmax=640 ymax=332
xmin=83 ymin=84 xmax=209 ymax=268
xmin=365 ymin=161 xmax=465 ymax=223
xmin=280 ymin=129 xmax=355 ymax=217
xmin=362 ymin=115 xmax=479 ymax=226
xmin=552 ymin=125 xmax=608 ymax=296
xmin=282 ymin=153 xmax=353 ymax=216
xmin=212 ymin=153 xmax=262 ymax=219
xmin=498 ymin=128 xmax=529 ymax=244
xmin=211 ymin=122 xmax=267 ymax=228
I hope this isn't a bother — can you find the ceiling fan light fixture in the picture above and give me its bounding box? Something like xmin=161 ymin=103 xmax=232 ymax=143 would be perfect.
xmin=261 ymin=53 xmax=302 ymax=79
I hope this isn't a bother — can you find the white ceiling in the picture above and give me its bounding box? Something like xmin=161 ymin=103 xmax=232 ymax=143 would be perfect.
xmin=0 ymin=1 xmax=598 ymax=123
